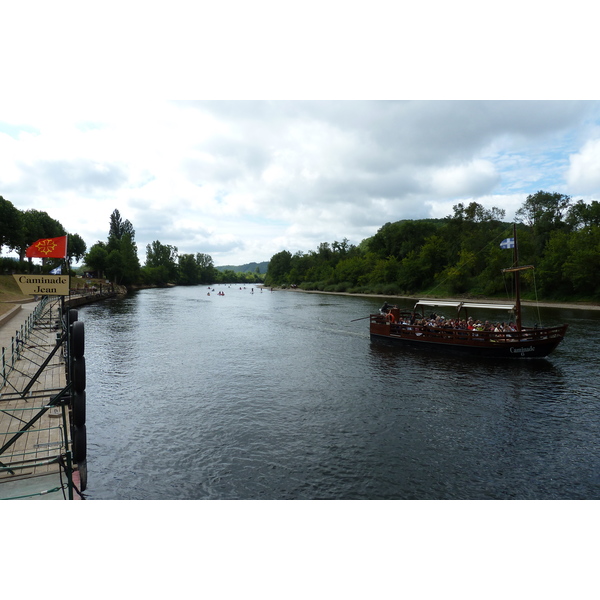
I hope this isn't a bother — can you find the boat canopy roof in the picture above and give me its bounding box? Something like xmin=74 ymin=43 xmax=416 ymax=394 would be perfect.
xmin=414 ymin=300 xmax=516 ymax=312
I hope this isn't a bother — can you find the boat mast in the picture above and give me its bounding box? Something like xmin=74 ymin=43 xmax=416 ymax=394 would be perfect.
xmin=513 ymin=223 xmax=522 ymax=332
xmin=501 ymin=226 xmax=534 ymax=332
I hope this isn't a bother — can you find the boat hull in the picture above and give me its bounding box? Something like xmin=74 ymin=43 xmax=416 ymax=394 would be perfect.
xmin=370 ymin=317 xmax=567 ymax=359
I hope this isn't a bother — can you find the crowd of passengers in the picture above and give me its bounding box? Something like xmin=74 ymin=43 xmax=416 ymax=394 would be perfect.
xmin=380 ymin=304 xmax=517 ymax=333
xmin=405 ymin=314 xmax=517 ymax=333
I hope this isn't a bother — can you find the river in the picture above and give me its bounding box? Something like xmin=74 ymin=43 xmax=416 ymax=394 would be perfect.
xmin=78 ymin=285 xmax=600 ymax=499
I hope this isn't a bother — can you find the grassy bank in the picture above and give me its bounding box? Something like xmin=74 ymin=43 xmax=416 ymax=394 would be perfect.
xmin=0 ymin=275 xmax=29 ymax=316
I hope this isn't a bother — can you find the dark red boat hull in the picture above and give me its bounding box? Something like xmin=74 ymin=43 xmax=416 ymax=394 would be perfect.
xmin=370 ymin=317 xmax=567 ymax=359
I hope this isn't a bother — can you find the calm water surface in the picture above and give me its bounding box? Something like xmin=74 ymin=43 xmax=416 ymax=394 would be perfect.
xmin=79 ymin=286 xmax=600 ymax=499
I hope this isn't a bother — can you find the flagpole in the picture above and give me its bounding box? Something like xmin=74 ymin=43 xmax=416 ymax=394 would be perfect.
xmin=65 ymin=235 xmax=70 ymax=312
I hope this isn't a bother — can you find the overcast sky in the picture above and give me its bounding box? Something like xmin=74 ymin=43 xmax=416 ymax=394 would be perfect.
xmin=2 ymin=100 xmax=599 ymax=266
xmin=2 ymin=5 xmax=599 ymax=267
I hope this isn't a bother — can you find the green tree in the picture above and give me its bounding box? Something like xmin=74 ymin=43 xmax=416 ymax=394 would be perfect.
xmin=265 ymin=250 xmax=292 ymax=285
xmin=67 ymin=233 xmax=87 ymax=263
xmin=146 ymin=240 xmax=178 ymax=283
xmin=398 ymin=235 xmax=448 ymax=293
xmin=334 ymin=255 xmax=370 ymax=287
xmin=567 ymin=199 xmax=600 ymax=229
xmin=397 ymin=250 xmax=426 ymax=293
xmin=439 ymin=249 xmax=478 ymax=294
xmin=536 ymin=230 xmax=573 ymax=297
xmin=563 ymin=227 xmax=600 ymax=296
xmin=178 ymin=253 xmax=199 ymax=285
xmin=474 ymin=244 xmax=514 ymax=296
xmin=18 ymin=209 xmax=66 ymax=260
xmin=110 ymin=232 xmax=140 ymax=285
xmin=84 ymin=242 xmax=109 ymax=277
xmin=196 ymin=253 xmax=216 ymax=284
xmin=101 ymin=210 xmax=141 ymax=285
xmin=516 ymin=191 xmax=571 ymax=229
xmin=516 ymin=190 xmax=571 ymax=255
xmin=368 ymin=220 xmax=439 ymax=260
xmin=107 ymin=209 xmax=136 ymax=253
xmin=367 ymin=255 xmax=396 ymax=287
xmin=0 ymin=196 xmax=21 ymax=253
xmin=140 ymin=264 xmax=170 ymax=286
xmin=443 ymin=202 xmax=506 ymax=271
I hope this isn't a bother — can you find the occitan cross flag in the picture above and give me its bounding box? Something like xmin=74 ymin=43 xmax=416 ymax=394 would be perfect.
xmin=25 ymin=235 xmax=68 ymax=259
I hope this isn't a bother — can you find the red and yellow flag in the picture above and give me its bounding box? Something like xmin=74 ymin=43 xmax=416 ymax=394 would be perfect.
xmin=26 ymin=236 xmax=68 ymax=259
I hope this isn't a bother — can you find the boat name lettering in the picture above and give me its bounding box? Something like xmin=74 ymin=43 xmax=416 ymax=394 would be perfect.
xmin=510 ymin=346 xmax=535 ymax=354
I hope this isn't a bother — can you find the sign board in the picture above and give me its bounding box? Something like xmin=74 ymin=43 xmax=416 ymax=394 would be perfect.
xmin=13 ymin=274 xmax=70 ymax=296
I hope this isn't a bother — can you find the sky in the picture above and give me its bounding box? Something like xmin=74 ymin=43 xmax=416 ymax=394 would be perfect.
xmin=2 ymin=3 xmax=599 ymax=269
xmin=2 ymin=100 xmax=600 ymax=266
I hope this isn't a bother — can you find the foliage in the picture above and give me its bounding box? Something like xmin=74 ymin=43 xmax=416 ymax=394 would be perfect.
xmin=265 ymin=193 xmax=600 ymax=302
xmin=105 ymin=232 xmax=140 ymax=285
xmin=85 ymin=210 xmax=141 ymax=285
xmin=174 ymin=253 xmax=219 ymax=285
xmin=18 ymin=209 xmax=66 ymax=259
xmin=0 ymin=196 xmax=22 ymax=253
xmin=0 ymin=195 xmax=87 ymax=267
xmin=215 ymin=269 xmax=263 ymax=285
xmin=146 ymin=240 xmax=179 ymax=283
xmin=67 ymin=233 xmax=87 ymax=262
xmin=564 ymin=227 xmax=600 ymax=296
xmin=84 ymin=242 xmax=108 ymax=277
xmin=3 ymin=197 xmax=233 ymax=290
xmin=516 ymin=191 xmax=571 ymax=256
xmin=107 ymin=209 xmax=135 ymax=253
xmin=264 ymin=250 xmax=292 ymax=286
xmin=1 ymin=256 xmax=44 ymax=275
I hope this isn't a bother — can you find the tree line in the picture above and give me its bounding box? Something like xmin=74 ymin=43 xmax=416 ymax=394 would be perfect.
xmin=0 ymin=195 xmax=87 ymax=272
xmin=264 ymin=191 xmax=600 ymax=301
xmin=83 ymin=209 xmax=263 ymax=286
xmin=1 ymin=196 xmax=262 ymax=287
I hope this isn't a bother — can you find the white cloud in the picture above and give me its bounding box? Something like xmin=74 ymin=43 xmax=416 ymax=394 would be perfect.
xmin=566 ymin=139 xmax=600 ymax=194
xmin=429 ymin=159 xmax=500 ymax=198
xmin=2 ymin=101 xmax=600 ymax=266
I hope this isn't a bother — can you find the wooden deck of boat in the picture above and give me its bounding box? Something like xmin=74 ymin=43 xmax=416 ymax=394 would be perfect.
xmin=0 ymin=298 xmax=78 ymax=500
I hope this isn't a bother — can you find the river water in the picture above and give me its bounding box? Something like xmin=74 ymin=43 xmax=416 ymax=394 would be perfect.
xmin=78 ymin=285 xmax=600 ymax=499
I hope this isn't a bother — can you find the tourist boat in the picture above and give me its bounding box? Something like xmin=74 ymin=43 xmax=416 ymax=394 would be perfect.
xmin=369 ymin=226 xmax=568 ymax=359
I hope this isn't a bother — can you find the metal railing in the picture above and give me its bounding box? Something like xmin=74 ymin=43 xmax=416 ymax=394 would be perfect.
xmin=1 ymin=297 xmax=52 ymax=387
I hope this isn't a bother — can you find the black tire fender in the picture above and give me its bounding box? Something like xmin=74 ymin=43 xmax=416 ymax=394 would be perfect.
xmin=77 ymin=458 xmax=88 ymax=492
xmin=73 ymin=424 xmax=87 ymax=462
xmin=72 ymin=390 xmax=86 ymax=427
xmin=72 ymin=356 xmax=86 ymax=393
xmin=66 ymin=308 xmax=78 ymax=327
xmin=71 ymin=320 xmax=85 ymax=358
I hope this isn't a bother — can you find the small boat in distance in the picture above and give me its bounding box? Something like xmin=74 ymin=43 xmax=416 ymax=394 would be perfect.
xmin=369 ymin=225 xmax=568 ymax=358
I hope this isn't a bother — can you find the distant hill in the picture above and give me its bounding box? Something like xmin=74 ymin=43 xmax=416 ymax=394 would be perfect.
xmin=215 ymin=261 xmax=269 ymax=274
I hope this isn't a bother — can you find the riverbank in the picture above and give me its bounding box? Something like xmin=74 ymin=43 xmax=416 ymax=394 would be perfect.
xmin=271 ymin=286 xmax=600 ymax=311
